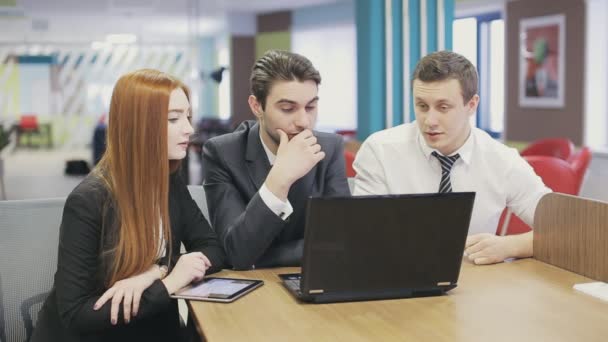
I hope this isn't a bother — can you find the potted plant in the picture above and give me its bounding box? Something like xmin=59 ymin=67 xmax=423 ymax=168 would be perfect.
xmin=0 ymin=125 xmax=9 ymax=152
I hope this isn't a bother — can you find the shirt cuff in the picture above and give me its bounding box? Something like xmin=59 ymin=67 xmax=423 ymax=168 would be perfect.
xmin=259 ymin=183 xmax=294 ymax=220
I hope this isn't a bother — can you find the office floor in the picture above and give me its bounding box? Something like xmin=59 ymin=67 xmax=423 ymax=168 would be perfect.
xmin=1 ymin=147 xmax=202 ymax=200
xmin=1 ymin=148 xmax=89 ymax=200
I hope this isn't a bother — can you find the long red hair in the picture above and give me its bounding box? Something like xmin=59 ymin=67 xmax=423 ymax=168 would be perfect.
xmin=95 ymin=69 xmax=190 ymax=286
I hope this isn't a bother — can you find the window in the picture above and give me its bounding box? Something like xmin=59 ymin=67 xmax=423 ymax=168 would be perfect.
xmin=217 ymin=42 xmax=231 ymax=120
xmin=453 ymin=18 xmax=477 ymax=127
xmin=453 ymin=13 xmax=504 ymax=137
xmin=292 ymin=23 xmax=357 ymax=132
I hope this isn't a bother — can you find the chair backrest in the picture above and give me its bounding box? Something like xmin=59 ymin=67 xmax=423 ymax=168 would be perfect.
xmin=18 ymin=115 xmax=39 ymax=131
xmin=344 ymin=150 xmax=356 ymax=178
xmin=520 ymin=138 xmax=574 ymax=161
xmin=568 ymin=146 xmax=592 ymax=194
xmin=0 ymin=198 xmax=65 ymax=342
xmin=187 ymin=185 xmax=209 ymax=222
xmin=498 ymin=156 xmax=578 ymax=235
xmin=525 ymin=156 xmax=578 ymax=194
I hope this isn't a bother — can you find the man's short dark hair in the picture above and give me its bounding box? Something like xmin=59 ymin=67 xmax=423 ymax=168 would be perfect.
xmin=411 ymin=50 xmax=478 ymax=103
xmin=250 ymin=50 xmax=321 ymax=109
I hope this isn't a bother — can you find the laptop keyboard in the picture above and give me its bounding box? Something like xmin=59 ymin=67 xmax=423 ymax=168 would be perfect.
xmin=285 ymin=278 xmax=301 ymax=289
xmin=283 ymin=277 xmax=303 ymax=295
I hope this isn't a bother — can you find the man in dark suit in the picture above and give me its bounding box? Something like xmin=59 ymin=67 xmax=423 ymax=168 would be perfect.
xmin=202 ymin=50 xmax=350 ymax=270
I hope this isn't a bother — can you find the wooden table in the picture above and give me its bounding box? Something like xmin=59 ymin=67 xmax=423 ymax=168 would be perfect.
xmin=189 ymin=259 xmax=608 ymax=341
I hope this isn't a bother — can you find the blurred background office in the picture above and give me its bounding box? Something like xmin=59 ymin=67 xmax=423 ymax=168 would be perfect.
xmin=0 ymin=0 xmax=606 ymax=203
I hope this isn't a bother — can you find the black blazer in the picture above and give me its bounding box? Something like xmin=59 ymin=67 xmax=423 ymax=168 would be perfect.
xmin=202 ymin=120 xmax=350 ymax=270
xmin=32 ymin=172 xmax=225 ymax=342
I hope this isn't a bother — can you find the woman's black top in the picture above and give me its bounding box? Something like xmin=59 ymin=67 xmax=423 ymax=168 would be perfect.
xmin=32 ymin=173 xmax=225 ymax=342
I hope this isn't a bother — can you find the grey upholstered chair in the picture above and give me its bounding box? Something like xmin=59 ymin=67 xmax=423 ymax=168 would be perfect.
xmin=0 ymin=197 xmax=65 ymax=342
xmin=0 ymin=188 xmax=207 ymax=342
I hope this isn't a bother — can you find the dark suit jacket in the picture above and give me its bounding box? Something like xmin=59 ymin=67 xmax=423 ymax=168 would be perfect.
xmin=202 ymin=120 xmax=350 ymax=270
xmin=32 ymin=172 xmax=225 ymax=342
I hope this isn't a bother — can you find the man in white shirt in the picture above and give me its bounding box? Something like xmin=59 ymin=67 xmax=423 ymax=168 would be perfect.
xmin=353 ymin=50 xmax=551 ymax=265
xmin=203 ymin=50 xmax=350 ymax=269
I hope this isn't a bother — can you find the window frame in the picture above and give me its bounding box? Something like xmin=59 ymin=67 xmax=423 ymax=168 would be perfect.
xmin=455 ymin=11 xmax=503 ymax=139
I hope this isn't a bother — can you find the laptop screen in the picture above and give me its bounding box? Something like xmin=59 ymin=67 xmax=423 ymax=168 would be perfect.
xmin=301 ymin=192 xmax=475 ymax=294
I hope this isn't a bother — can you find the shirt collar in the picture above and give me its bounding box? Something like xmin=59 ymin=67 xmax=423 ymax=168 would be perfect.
xmin=416 ymin=122 xmax=474 ymax=165
xmin=259 ymin=132 xmax=276 ymax=165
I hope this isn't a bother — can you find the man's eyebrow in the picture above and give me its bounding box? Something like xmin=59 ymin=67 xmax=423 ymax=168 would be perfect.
xmin=275 ymin=99 xmax=298 ymax=105
xmin=275 ymin=96 xmax=319 ymax=104
xmin=307 ymin=97 xmax=319 ymax=105
xmin=414 ymin=97 xmax=452 ymax=103
xmin=435 ymin=99 xmax=453 ymax=104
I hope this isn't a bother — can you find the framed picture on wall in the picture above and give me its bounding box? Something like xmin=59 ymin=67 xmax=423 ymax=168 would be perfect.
xmin=519 ymin=14 xmax=565 ymax=108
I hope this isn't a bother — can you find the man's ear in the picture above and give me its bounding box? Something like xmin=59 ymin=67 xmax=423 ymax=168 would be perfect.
xmin=466 ymin=94 xmax=480 ymax=116
xmin=248 ymin=95 xmax=263 ymax=119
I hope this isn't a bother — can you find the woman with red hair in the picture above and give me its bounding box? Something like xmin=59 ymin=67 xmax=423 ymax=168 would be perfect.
xmin=33 ymin=69 xmax=225 ymax=341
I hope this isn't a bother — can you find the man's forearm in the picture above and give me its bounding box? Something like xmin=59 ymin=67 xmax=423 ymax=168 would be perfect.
xmin=508 ymin=231 xmax=533 ymax=258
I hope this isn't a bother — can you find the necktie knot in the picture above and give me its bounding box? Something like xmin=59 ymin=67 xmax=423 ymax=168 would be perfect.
xmin=432 ymin=151 xmax=460 ymax=170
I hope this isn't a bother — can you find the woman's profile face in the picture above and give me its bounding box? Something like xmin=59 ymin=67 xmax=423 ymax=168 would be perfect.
xmin=167 ymin=88 xmax=193 ymax=160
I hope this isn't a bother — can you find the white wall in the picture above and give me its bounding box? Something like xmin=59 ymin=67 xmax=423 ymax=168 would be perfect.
xmin=292 ymin=1 xmax=357 ymax=133
xmin=584 ymin=0 xmax=608 ymax=149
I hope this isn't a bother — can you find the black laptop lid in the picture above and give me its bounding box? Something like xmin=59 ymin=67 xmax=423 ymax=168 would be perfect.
xmin=300 ymin=192 xmax=475 ymax=295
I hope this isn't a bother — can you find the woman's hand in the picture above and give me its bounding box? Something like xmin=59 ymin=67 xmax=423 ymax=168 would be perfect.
xmin=93 ymin=264 xmax=161 ymax=325
xmin=162 ymin=252 xmax=211 ymax=295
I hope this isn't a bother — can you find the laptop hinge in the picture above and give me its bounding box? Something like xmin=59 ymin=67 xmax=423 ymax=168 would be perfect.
xmin=309 ymin=289 xmax=324 ymax=294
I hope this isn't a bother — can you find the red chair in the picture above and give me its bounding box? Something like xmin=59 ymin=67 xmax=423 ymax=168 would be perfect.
xmin=568 ymin=146 xmax=592 ymax=195
xmin=19 ymin=115 xmax=39 ymax=130
xmin=344 ymin=150 xmax=356 ymax=177
xmin=17 ymin=115 xmax=40 ymax=148
xmin=335 ymin=129 xmax=357 ymax=140
xmin=520 ymin=138 xmax=574 ymax=161
xmin=497 ymin=155 xmax=578 ymax=236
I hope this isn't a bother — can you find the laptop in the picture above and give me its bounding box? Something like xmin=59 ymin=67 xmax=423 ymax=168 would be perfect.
xmin=280 ymin=192 xmax=476 ymax=303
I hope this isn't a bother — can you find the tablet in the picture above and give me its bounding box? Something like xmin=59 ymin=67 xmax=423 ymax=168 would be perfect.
xmin=171 ymin=277 xmax=264 ymax=303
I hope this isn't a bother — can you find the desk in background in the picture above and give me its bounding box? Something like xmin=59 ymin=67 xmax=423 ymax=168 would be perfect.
xmin=189 ymin=259 xmax=608 ymax=341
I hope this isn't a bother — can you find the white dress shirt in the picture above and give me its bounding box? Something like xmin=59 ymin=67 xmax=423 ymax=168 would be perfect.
xmin=353 ymin=122 xmax=551 ymax=235
xmin=258 ymin=135 xmax=294 ymax=221
xmin=157 ymin=220 xmax=166 ymax=258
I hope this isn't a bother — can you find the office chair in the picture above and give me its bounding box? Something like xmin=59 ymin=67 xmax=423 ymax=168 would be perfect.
xmin=497 ymin=156 xmax=578 ymax=236
xmin=16 ymin=115 xmax=39 ymax=149
xmin=0 ymin=273 xmax=6 ymax=342
xmin=344 ymin=150 xmax=356 ymax=177
xmin=520 ymin=138 xmax=574 ymax=161
xmin=568 ymin=146 xmax=592 ymax=195
xmin=0 ymin=198 xmax=65 ymax=341
xmin=0 ymin=188 xmax=208 ymax=342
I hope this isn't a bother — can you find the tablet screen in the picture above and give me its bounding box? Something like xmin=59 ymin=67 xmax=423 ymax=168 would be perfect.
xmin=172 ymin=277 xmax=263 ymax=302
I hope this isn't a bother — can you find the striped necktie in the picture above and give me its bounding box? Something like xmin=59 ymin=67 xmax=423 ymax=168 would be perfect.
xmin=432 ymin=151 xmax=460 ymax=193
